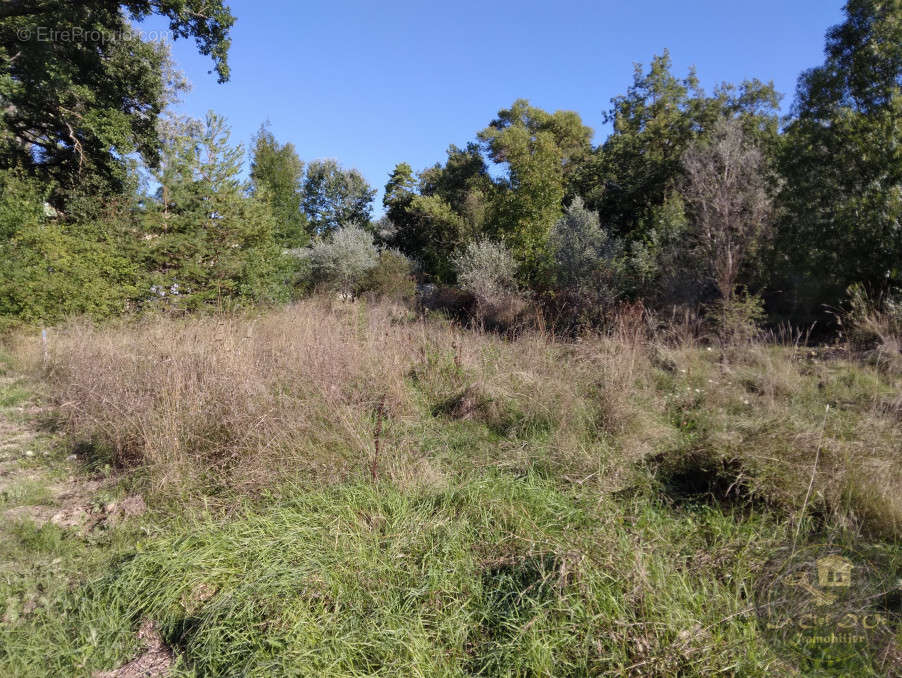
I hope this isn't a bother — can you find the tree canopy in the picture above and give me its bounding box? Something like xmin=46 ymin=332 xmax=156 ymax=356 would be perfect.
xmin=0 ymin=1 xmax=234 ymax=204
xmin=250 ymin=124 xmax=307 ymax=248
xmin=777 ymin=0 xmax=902 ymax=312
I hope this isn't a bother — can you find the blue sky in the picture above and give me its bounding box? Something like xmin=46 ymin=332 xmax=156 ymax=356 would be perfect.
xmin=141 ymin=1 xmax=845 ymax=212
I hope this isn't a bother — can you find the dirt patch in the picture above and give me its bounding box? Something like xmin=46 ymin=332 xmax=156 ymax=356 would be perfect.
xmin=0 ymin=382 xmax=115 ymax=532
xmin=112 ymin=495 xmax=148 ymax=519
xmin=93 ymin=620 xmax=173 ymax=678
xmin=50 ymin=505 xmax=93 ymax=529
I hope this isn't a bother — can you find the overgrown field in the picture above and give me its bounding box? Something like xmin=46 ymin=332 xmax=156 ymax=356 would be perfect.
xmin=2 ymin=300 xmax=901 ymax=676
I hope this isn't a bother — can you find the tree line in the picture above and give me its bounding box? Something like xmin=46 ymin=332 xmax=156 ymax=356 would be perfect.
xmin=0 ymin=0 xmax=899 ymax=330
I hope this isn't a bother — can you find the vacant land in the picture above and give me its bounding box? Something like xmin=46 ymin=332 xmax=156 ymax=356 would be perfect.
xmin=1 ymin=300 xmax=900 ymax=676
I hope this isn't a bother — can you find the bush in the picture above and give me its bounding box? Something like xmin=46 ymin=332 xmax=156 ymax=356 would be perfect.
xmin=550 ymin=198 xmax=619 ymax=290
xmin=301 ymin=225 xmax=379 ymax=295
xmin=363 ymin=249 xmax=416 ymax=300
xmin=0 ymin=171 xmax=141 ymax=322
xmin=549 ymin=198 xmax=623 ymax=324
xmin=0 ymin=170 xmax=48 ymax=241
xmin=627 ymin=192 xmax=707 ymax=307
xmin=453 ymin=239 xmax=517 ymax=305
xmin=0 ymin=222 xmax=141 ymax=323
xmin=705 ymin=291 xmax=765 ymax=345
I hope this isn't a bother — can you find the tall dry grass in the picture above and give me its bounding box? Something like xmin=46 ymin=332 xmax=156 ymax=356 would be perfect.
xmin=30 ymin=300 xmax=651 ymax=495
xmin=17 ymin=297 xmax=902 ymax=538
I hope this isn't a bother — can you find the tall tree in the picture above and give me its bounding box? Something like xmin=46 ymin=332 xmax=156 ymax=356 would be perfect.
xmin=0 ymin=1 xmax=234 ymax=204
xmin=479 ymin=99 xmax=593 ymax=285
xmin=250 ymin=124 xmax=307 ymax=248
xmin=384 ymin=145 xmax=493 ymax=282
xmin=383 ymin=161 xmax=417 ymax=231
xmin=778 ymin=0 xmax=902 ymax=311
xmin=578 ymin=52 xmax=780 ymax=240
xmin=302 ymin=159 xmax=375 ymax=235
xmin=682 ymin=118 xmax=773 ymax=301
xmin=142 ymin=112 xmax=286 ymax=308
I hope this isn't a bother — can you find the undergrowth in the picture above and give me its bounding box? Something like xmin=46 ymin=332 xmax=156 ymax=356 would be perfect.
xmin=1 ymin=299 xmax=900 ymax=675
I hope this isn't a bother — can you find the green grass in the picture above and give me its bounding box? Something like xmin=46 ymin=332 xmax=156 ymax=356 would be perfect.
xmin=1 ymin=474 xmax=898 ymax=677
xmin=0 ymin=479 xmax=55 ymax=509
xmin=2 ymin=304 xmax=900 ymax=676
xmin=0 ymin=380 xmax=29 ymax=407
xmin=0 ymin=476 xmax=790 ymax=677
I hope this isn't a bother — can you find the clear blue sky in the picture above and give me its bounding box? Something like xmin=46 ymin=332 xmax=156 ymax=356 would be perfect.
xmin=141 ymin=0 xmax=845 ymax=212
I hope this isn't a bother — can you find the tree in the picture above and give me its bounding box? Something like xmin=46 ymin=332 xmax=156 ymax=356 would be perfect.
xmin=778 ymin=0 xmax=902 ymax=311
xmin=681 ymin=118 xmax=773 ymax=301
xmin=250 ymin=124 xmax=307 ymax=248
xmin=550 ymin=197 xmax=620 ymax=295
xmin=383 ymin=146 xmax=493 ymax=283
xmin=302 ymin=159 xmax=375 ymax=235
xmin=578 ymin=52 xmax=780 ymax=240
xmin=0 ymin=1 xmax=234 ymax=204
xmin=479 ymin=100 xmax=593 ymax=285
xmin=383 ymin=162 xmax=417 ymax=231
xmin=141 ymin=112 xmax=287 ymax=309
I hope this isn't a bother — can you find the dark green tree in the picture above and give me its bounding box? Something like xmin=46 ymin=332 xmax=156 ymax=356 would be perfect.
xmin=383 ymin=161 xmax=417 ymax=234
xmin=141 ymin=113 xmax=287 ymax=309
xmin=0 ymin=0 xmax=234 ymax=205
xmin=778 ymin=0 xmax=901 ymax=312
xmin=250 ymin=124 xmax=307 ymax=248
xmin=578 ymin=52 xmax=780 ymax=240
xmin=384 ymin=146 xmax=493 ymax=282
xmin=302 ymin=159 xmax=375 ymax=235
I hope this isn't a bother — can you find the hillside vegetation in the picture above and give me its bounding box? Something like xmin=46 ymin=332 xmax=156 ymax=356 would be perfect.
xmin=1 ymin=299 xmax=900 ymax=676
xmin=1 ymin=1 xmax=900 ymax=674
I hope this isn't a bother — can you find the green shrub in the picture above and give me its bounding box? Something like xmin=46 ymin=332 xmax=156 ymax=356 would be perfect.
xmin=705 ymin=291 xmax=765 ymax=345
xmin=363 ymin=249 xmax=416 ymax=300
xmin=0 ymin=171 xmax=48 ymax=241
xmin=550 ymin=198 xmax=622 ymax=299
xmin=0 ymin=187 xmax=140 ymax=323
xmin=453 ymin=239 xmax=517 ymax=304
